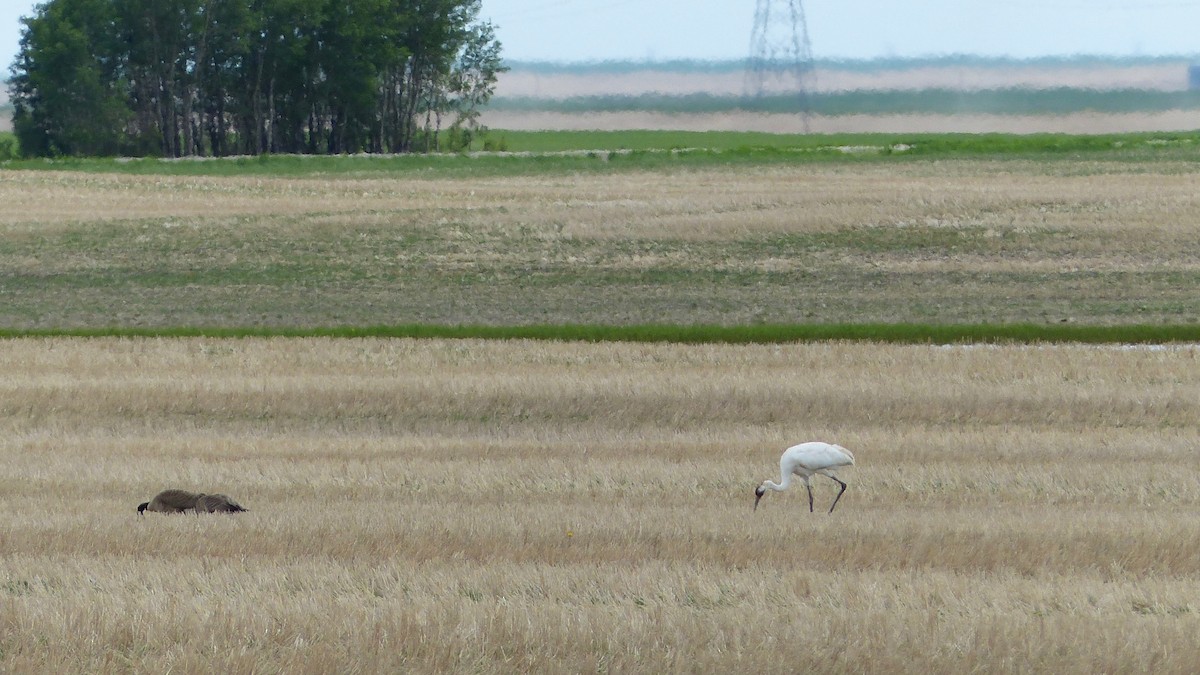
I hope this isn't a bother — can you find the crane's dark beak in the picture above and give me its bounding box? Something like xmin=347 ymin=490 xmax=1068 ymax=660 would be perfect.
xmin=753 ymin=487 xmax=765 ymax=512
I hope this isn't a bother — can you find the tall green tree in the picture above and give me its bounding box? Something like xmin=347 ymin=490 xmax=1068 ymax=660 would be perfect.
xmin=8 ymin=0 xmax=504 ymax=157
xmin=442 ymin=15 xmax=505 ymax=150
xmin=10 ymin=0 xmax=130 ymax=155
xmin=194 ymin=0 xmax=254 ymax=156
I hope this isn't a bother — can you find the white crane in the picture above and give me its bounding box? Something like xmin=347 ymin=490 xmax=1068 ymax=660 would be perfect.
xmin=754 ymin=441 xmax=855 ymax=513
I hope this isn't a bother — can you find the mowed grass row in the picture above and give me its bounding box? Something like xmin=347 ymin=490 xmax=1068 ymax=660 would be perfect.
xmin=7 ymin=130 xmax=1200 ymax=164
xmin=2 ymin=338 xmax=1199 ymax=672
xmin=8 ymin=322 xmax=1200 ymax=344
xmin=4 ymin=159 xmax=1200 ymax=330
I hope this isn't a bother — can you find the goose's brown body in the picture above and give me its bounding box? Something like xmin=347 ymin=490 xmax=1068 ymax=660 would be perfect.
xmin=196 ymin=493 xmax=247 ymax=513
xmin=137 ymin=489 xmax=247 ymax=515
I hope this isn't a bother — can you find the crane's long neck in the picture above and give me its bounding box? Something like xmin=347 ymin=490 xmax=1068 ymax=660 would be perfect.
xmin=755 ymin=471 xmax=795 ymax=512
xmin=763 ymin=472 xmax=793 ymax=492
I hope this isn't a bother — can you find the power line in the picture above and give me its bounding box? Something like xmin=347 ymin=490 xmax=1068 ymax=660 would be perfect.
xmin=746 ymin=0 xmax=815 ymax=127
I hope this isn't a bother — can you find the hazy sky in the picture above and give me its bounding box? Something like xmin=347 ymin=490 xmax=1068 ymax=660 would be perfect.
xmin=3 ymin=0 xmax=1200 ymax=73
xmin=480 ymin=0 xmax=1200 ymax=62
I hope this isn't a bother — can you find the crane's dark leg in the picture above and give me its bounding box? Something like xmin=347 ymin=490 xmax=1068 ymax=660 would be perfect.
xmin=806 ymin=482 xmax=814 ymax=513
xmin=828 ymin=477 xmax=848 ymax=514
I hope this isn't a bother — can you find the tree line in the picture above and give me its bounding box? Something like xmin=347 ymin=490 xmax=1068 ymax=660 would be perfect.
xmin=8 ymin=0 xmax=504 ymax=157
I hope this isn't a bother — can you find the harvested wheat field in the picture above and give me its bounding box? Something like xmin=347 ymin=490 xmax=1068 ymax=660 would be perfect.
xmin=2 ymin=337 xmax=1199 ymax=672
xmin=4 ymin=159 xmax=1200 ymax=327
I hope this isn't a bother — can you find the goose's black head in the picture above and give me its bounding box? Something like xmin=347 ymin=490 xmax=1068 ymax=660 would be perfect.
xmin=137 ymin=502 xmax=149 ymax=515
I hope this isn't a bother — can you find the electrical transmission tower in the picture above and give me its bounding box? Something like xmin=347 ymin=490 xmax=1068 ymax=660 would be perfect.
xmin=746 ymin=0 xmax=815 ymax=126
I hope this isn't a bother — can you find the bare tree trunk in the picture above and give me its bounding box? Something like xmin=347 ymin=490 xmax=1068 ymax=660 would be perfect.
xmin=161 ymin=68 xmax=179 ymax=157
xmin=182 ymin=0 xmax=215 ymax=156
xmin=253 ymin=46 xmax=265 ymax=154
xmin=267 ymin=76 xmax=276 ymax=152
xmin=181 ymin=96 xmax=193 ymax=154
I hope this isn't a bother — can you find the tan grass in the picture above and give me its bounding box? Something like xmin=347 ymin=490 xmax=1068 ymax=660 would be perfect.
xmin=2 ymin=338 xmax=1199 ymax=672
xmin=5 ymin=163 xmax=1200 ymax=242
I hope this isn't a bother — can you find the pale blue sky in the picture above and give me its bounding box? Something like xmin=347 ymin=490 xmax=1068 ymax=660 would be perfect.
xmin=479 ymin=0 xmax=1200 ymax=62
xmin=4 ymin=0 xmax=1200 ymax=73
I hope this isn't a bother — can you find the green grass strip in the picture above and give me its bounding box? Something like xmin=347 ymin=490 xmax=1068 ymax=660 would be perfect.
xmin=3 ymin=324 xmax=1199 ymax=344
xmin=6 ymin=131 xmax=1200 ymax=174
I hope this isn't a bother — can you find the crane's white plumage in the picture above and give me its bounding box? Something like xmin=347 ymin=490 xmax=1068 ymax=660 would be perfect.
xmin=754 ymin=442 xmax=856 ymax=513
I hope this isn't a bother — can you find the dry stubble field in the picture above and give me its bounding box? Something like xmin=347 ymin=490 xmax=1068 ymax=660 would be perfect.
xmin=3 ymin=157 xmax=1200 ymax=672
xmin=2 ymin=337 xmax=1200 ymax=672
xmin=4 ymin=158 xmax=1200 ymax=327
